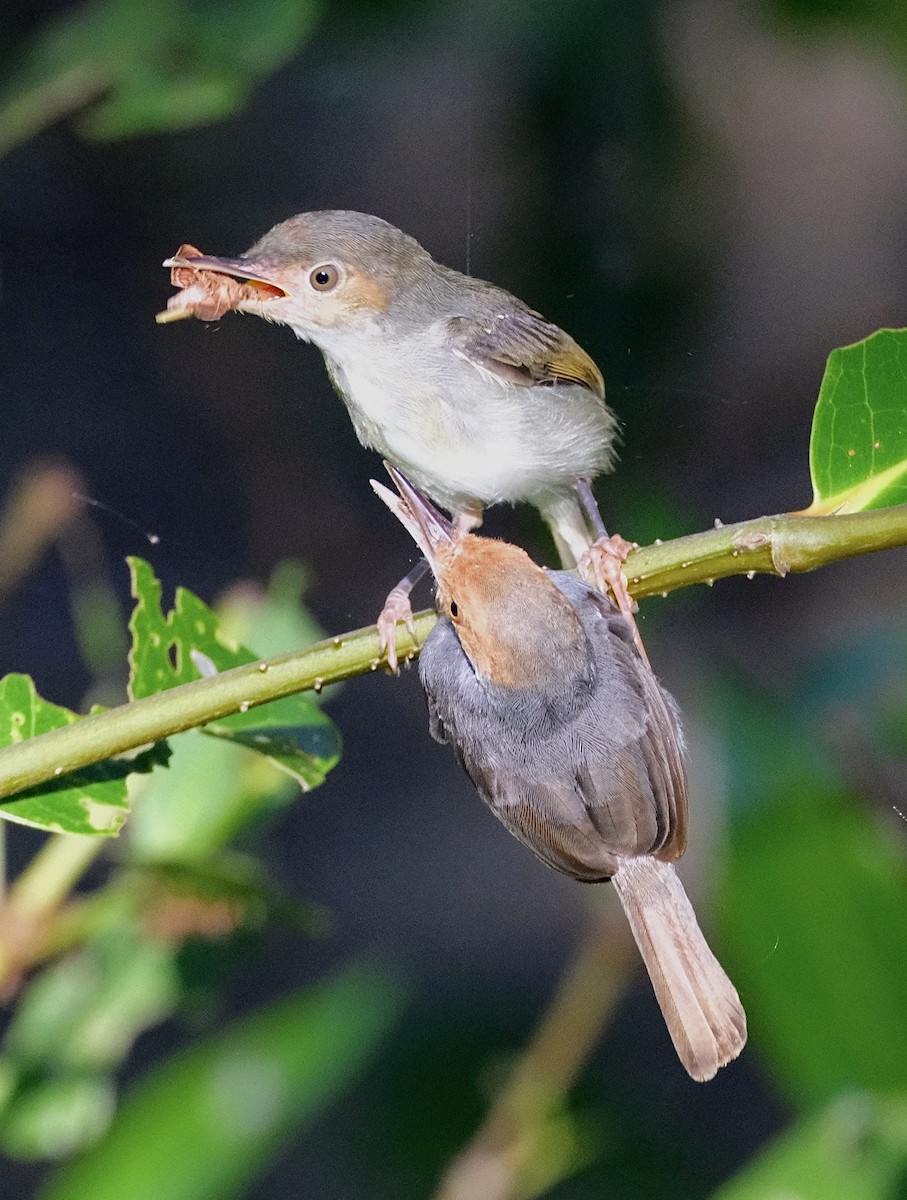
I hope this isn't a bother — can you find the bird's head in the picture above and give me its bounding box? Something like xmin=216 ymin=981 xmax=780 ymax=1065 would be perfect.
xmin=373 ymin=466 xmax=588 ymax=689
xmin=160 ymin=211 xmax=431 ymax=341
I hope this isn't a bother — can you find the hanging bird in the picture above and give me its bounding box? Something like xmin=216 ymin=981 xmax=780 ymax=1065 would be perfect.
xmin=158 ymin=212 xmax=634 ymax=666
xmin=371 ymin=463 xmax=746 ymax=1082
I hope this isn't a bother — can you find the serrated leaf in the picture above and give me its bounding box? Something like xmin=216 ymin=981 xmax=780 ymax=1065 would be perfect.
xmin=807 ymin=328 xmax=907 ymax=514
xmin=40 ymin=962 xmax=405 ymax=1200
xmin=0 ymin=675 xmax=128 ymax=835
xmin=127 ymin=558 xmax=340 ymax=787
xmin=204 ymin=707 xmax=339 ymax=790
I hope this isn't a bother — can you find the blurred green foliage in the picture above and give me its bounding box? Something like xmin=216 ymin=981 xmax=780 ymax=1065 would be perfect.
xmin=0 ymin=0 xmax=324 ymax=156
xmin=0 ymin=550 xmax=348 ymax=1164
xmin=714 ymin=1092 xmax=907 ymax=1200
xmin=718 ymin=687 xmax=907 ymax=1104
xmin=40 ymin=962 xmax=405 ymax=1200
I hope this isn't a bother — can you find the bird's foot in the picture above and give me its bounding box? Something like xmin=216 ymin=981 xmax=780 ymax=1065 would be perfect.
xmin=578 ymin=535 xmax=649 ymax=664
xmin=377 ymin=585 xmax=418 ymax=674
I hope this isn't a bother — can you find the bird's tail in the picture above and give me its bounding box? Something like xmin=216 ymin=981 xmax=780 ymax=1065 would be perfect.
xmin=612 ymin=855 xmax=747 ymax=1082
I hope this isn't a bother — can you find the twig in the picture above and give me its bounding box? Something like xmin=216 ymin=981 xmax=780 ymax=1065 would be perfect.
xmin=432 ymin=917 xmax=636 ymax=1200
xmin=0 ymin=503 xmax=904 ymax=804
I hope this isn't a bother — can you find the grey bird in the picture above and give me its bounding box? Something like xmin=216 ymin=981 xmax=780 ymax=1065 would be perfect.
xmin=158 ymin=211 xmax=632 ymax=665
xmin=372 ymin=464 xmax=747 ymax=1082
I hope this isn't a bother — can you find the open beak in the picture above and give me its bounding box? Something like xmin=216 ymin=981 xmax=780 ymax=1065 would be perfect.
xmin=161 ymin=253 xmax=288 ymax=296
xmin=370 ymin=464 xmax=454 ymax=571
xmin=161 ymin=253 xmax=283 ymax=290
xmin=157 ymin=247 xmax=291 ymax=324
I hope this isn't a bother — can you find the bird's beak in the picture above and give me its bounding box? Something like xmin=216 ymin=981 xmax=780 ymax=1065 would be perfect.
xmin=370 ymin=464 xmax=454 ymax=571
xmin=162 ymin=253 xmax=289 ymax=297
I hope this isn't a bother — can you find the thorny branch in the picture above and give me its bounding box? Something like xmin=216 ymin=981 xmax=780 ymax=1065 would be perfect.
xmin=0 ymin=502 xmax=904 ymax=804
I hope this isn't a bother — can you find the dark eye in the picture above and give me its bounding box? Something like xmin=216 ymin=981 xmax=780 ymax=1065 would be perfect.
xmin=309 ymin=264 xmax=339 ymax=291
xmin=449 ymin=601 xmax=459 ymax=619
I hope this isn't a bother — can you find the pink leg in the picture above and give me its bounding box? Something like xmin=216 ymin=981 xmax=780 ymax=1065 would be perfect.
xmin=378 ymin=503 xmax=483 ymax=672
xmin=377 ymin=560 xmax=428 ymax=673
xmin=573 ymin=481 xmax=649 ymax=665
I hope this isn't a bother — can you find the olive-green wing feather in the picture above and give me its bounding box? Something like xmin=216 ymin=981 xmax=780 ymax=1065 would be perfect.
xmin=445 ymin=311 xmax=605 ymax=399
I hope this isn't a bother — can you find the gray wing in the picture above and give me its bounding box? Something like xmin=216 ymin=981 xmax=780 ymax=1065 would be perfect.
xmin=421 ymin=587 xmax=687 ymax=883
xmin=444 ymin=310 xmax=605 ymax=398
xmin=553 ymin=577 xmax=688 ymax=864
xmin=573 ymin=580 xmax=686 ymax=864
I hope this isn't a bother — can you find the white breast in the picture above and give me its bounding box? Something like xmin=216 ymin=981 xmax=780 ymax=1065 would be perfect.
xmin=328 ymin=351 xmax=614 ymax=513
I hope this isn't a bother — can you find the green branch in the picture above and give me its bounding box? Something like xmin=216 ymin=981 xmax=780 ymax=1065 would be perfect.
xmin=0 ymin=502 xmax=904 ymax=805
xmin=625 ymin=502 xmax=907 ymax=597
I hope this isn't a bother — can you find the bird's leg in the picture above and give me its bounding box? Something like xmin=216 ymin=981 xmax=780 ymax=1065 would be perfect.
xmin=377 ymin=559 xmax=429 ymax=673
xmin=454 ymin=503 xmax=484 ymax=534
xmin=378 ymin=503 xmax=484 ymax=672
xmin=572 ymin=479 xmax=649 ymax=665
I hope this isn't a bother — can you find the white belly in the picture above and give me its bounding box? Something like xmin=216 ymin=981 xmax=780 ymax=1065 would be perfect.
xmin=333 ymin=358 xmax=614 ymax=513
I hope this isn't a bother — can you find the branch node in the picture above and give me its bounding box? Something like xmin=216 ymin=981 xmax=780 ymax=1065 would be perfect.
xmin=770 ymin=538 xmax=791 ymax=577
xmin=733 ymin=530 xmax=770 ymax=552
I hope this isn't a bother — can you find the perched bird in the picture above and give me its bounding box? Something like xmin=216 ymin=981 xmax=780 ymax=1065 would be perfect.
xmin=158 ymin=212 xmax=630 ymax=664
xmin=372 ymin=464 xmax=747 ymax=1083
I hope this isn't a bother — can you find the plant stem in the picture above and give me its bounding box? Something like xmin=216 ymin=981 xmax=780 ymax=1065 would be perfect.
xmin=624 ymin=501 xmax=907 ymax=597
xmin=8 ymin=833 xmax=100 ymax=917
xmin=0 ymin=503 xmax=904 ymax=806
xmin=432 ymin=916 xmax=636 ymax=1200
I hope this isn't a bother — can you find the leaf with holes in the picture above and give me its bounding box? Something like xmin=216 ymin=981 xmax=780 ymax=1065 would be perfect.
xmin=0 ymin=676 xmax=144 ymax=835
xmin=127 ymin=558 xmax=339 ymax=788
xmin=806 ymin=328 xmax=907 ymax=514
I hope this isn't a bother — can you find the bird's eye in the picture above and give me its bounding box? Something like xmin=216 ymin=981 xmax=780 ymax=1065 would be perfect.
xmin=309 ymin=264 xmax=339 ymax=292
xmin=449 ymin=601 xmax=460 ymax=619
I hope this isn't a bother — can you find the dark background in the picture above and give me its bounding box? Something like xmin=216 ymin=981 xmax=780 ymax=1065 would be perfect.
xmin=2 ymin=0 xmax=907 ymax=1196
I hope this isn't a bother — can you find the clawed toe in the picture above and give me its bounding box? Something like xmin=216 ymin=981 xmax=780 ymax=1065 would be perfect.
xmin=377 ymin=588 xmax=417 ymax=674
xmin=578 ymin=535 xmax=649 ymax=664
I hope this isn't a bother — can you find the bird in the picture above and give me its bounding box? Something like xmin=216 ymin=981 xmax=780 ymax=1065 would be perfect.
xmin=371 ymin=463 xmax=747 ymax=1083
xmin=157 ymin=211 xmax=633 ymax=667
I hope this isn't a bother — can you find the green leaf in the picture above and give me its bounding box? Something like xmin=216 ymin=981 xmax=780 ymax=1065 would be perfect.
xmin=3 ymin=931 xmax=178 ymax=1074
xmin=0 ymin=675 xmax=129 ymax=835
xmin=128 ymin=855 xmax=329 ymax=935
xmin=128 ymin=557 xmax=340 ymax=789
xmin=78 ymin=72 xmax=245 ymax=140
xmin=197 ymin=0 xmax=323 ymax=77
xmin=0 ymin=928 xmax=180 ymax=1159
xmin=711 ymin=1092 xmax=907 ymax=1200
xmin=40 ymin=962 xmax=406 ymax=1200
xmin=0 ymin=0 xmax=324 ymax=155
xmin=807 ymin=328 xmax=907 ymax=514
xmin=717 ymin=691 xmax=907 ymax=1104
xmin=1 ymin=1077 xmax=116 ymax=1161
xmin=203 ymin=705 xmax=340 ymax=790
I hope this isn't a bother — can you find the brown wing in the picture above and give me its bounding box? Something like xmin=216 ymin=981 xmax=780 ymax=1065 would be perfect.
xmin=634 ymin=663 xmax=688 ymax=861
xmin=445 ymin=311 xmax=605 ymax=399
xmin=463 ymin=761 xmax=623 ymax=883
xmin=578 ymin=587 xmax=688 ymax=861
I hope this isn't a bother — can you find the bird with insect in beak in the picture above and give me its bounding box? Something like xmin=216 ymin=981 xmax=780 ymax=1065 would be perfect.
xmin=158 ymin=211 xmax=638 ymax=668
xmin=371 ymin=463 xmax=746 ymax=1083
